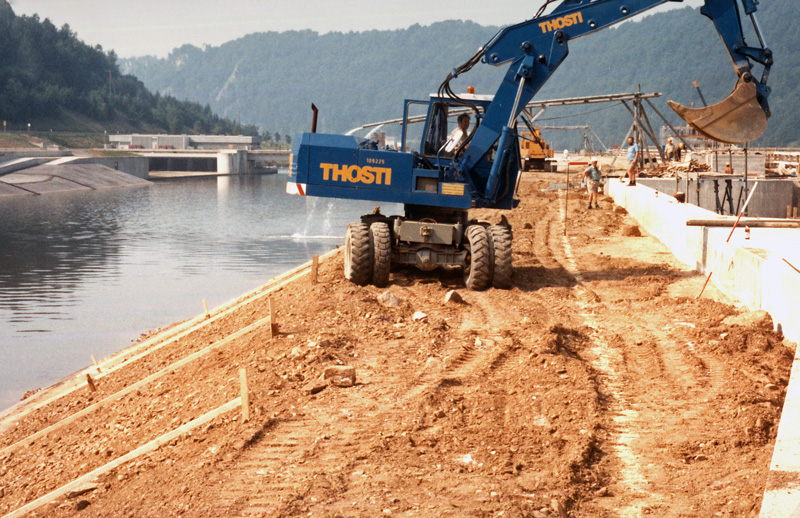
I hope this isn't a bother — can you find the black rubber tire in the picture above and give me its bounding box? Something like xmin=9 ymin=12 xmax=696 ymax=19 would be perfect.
xmin=370 ymin=221 xmax=392 ymax=287
xmin=488 ymin=225 xmax=513 ymax=289
xmin=344 ymin=222 xmax=372 ymax=286
xmin=463 ymin=225 xmax=491 ymax=291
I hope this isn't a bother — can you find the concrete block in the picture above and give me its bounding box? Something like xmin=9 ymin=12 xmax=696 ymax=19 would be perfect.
xmin=636 ymin=177 xmax=794 ymax=218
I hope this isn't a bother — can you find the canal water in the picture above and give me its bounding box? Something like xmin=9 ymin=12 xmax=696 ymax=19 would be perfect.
xmin=0 ymin=173 xmax=400 ymax=411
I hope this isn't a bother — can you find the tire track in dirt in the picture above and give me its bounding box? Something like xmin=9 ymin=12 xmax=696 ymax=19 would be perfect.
xmin=212 ymin=289 xmax=523 ymax=517
xmin=545 ymin=196 xmax=652 ymax=517
xmin=551 ymin=190 xmax=748 ymax=517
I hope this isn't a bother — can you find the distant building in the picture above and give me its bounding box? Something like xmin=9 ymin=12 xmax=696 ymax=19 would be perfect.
xmin=108 ymin=134 xmax=261 ymax=151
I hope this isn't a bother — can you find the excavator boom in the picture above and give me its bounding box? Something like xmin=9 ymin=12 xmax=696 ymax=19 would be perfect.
xmin=285 ymin=0 xmax=773 ymax=290
xmin=443 ymin=0 xmax=772 ymax=207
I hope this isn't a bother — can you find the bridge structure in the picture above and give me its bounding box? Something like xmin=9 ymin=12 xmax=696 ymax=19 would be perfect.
xmin=131 ymin=149 xmax=289 ymax=176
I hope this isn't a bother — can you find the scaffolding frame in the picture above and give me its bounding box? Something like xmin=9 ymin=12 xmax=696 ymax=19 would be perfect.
xmin=520 ymin=89 xmax=692 ymax=170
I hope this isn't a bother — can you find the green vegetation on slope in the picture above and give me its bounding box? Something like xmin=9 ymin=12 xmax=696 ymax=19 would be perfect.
xmin=0 ymin=0 xmax=259 ymax=138
xmin=123 ymin=1 xmax=796 ymax=149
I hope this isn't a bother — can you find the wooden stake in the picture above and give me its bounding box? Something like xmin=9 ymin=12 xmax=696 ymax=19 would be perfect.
xmin=239 ymin=368 xmax=249 ymax=422
xmin=697 ymin=271 xmax=713 ymax=299
xmin=1 ymin=398 xmax=241 ymax=518
xmin=86 ymin=374 xmax=97 ymax=392
xmin=788 ymin=205 xmax=792 ymax=219
xmin=202 ymin=299 xmax=209 ymax=318
xmin=311 ymin=255 xmax=319 ymax=285
xmin=794 ymin=207 xmax=798 ymax=219
xmin=269 ymin=297 xmax=277 ymax=338
xmin=91 ymin=355 xmax=101 ymax=373
xmin=726 ymin=182 xmax=759 ymax=243
xmin=563 ymin=162 xmax=569 ymax=236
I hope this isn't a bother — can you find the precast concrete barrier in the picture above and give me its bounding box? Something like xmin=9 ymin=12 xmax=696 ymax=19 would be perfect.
xmin=607 ymin=179 xmax=800 ymax=341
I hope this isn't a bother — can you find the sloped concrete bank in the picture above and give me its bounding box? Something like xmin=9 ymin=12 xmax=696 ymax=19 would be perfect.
xmin=0 ymin=161 xmax=150 ymax=196
xmin=607 ymin=179 xmax=800 ymax=518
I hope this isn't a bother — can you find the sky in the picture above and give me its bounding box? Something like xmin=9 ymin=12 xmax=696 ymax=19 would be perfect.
xmin=8 ymin=0 xmax=703 ymax=59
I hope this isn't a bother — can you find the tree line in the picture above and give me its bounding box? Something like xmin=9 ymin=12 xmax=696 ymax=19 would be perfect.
xmin=0 ymin=0 xmax=260 ymax=138
xmin=124 ymin=1 xmax=796 ymax=149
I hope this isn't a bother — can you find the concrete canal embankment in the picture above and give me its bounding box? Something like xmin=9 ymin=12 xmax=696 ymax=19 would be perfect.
xmin=0 ymin=154 xmax=150 ymax=197
xmin=0 ymin=149 xmax=289 ymax=196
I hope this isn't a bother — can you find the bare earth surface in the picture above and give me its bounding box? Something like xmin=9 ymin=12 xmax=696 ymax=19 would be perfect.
xmin=0 ymin=173 xmax=793 ymax=518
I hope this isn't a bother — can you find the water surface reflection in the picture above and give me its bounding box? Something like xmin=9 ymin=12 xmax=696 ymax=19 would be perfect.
xmin=0 ymin=174 xmax=399 ymax=410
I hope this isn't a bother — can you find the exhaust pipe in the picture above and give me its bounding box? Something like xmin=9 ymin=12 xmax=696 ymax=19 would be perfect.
xmin=311 ymin=103 xmax=319 ymax=133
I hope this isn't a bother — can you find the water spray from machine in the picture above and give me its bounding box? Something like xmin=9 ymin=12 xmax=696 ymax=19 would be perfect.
xmin=291 ymin=197 xmax=340 ymax=240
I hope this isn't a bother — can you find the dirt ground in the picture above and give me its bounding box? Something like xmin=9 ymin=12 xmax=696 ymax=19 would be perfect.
xmin=0 ymin=172 xmax=793 ymax=518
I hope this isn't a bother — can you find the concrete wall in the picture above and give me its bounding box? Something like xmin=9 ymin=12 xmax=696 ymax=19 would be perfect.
xmin=700 ymin=151 xmax=766 ymax=174
xmin=1 ymin=155 xmax=149 ymax=179
xmin=636 ymin=177 xmax=795 ymax=218
xmin=0 ymin=158 xmax=54 ymax=176
xmin=109 ymin=134 xmax=260 ymax=151
xmin=607 ymin=180 xmax=800 ymax=342
xmin=0 ymin=150 xmax=70 ymax=160
xmin=156 ymin=135 xmax=191 ymax=149
xmin=66 ymin=157 xmax=149 ymax=179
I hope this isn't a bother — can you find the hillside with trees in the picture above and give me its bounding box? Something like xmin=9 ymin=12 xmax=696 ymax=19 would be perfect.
xmin=0 ymin=0 xmax=258 ymax=137
xmin=123 ymin=1 xmax=797 ymax=149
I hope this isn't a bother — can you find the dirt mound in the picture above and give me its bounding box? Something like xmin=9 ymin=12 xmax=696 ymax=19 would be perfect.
xmin=0 ymin=173 xmax=791 ymax=518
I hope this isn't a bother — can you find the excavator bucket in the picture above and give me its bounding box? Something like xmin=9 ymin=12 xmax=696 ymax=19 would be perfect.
xmin=667 ymin=79 xmax=768 ymax=144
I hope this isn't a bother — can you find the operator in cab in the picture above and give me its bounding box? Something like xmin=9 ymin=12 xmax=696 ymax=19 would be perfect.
xmin=444 ymin=114 xmax=470 ymax=153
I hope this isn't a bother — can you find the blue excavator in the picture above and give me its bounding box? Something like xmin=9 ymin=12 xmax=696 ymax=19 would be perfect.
xmin=287 ymin=0 xmax=772 ymax=290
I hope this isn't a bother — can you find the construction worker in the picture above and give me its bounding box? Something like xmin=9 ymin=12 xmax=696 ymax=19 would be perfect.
xmin=665 ymin=138 xmax=675 ymax=162
xmin=724 ymin=161 xmax=733 ymax=174
xmin=584 ymin=157 xmax=602 ymax=209
xmin=444 ymin=114 xmax=470 ymax=153
xmin=625 ymin=136 xmax=639 ymax=186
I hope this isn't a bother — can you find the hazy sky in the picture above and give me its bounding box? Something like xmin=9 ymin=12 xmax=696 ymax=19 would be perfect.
xmin=8 ymin=0 xmax=702 ymax=59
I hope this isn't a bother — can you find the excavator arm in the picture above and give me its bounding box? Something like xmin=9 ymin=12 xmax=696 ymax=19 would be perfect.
xmin=450 ymin=0 xmax=772 ymax=206
xmin=285 ymin=0 xmax=773 ymax=290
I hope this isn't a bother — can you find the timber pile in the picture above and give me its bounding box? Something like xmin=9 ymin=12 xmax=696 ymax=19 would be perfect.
xmin=767 ymin=163 xmax=797 ymax=177
xmin=641 ymin=159 xmax=710 ymax=178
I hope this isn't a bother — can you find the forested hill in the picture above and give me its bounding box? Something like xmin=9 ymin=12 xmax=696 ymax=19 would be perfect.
xmin=0 ymin=0 xmax=258 ymax=136
xmin=123 ymin=0 xmax=798 ymax=148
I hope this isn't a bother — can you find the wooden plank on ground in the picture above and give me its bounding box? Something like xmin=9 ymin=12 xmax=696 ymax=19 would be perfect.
xmin=1 ymin=398 xmax=241 ymax=518
xmin=0 ymin=247 xmax=341 ymax=428
xmin=0 ymin=314 xmax=270 ymax=458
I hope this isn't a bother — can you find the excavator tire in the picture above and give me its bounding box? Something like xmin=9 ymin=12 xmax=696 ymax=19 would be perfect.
xmin=463 ymin=225 xmax=491 ymax=291
xmin=370 ymin=221 xmax=392 ymax=287
xmin=344 ymin=222 xmax=372 ymax=286
xmin=488 ymin=225 xmax=513 ymax=289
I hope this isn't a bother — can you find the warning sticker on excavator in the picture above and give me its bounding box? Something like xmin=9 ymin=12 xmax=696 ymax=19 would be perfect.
xmin=441 ymin=183 xmax=465 ymax=196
